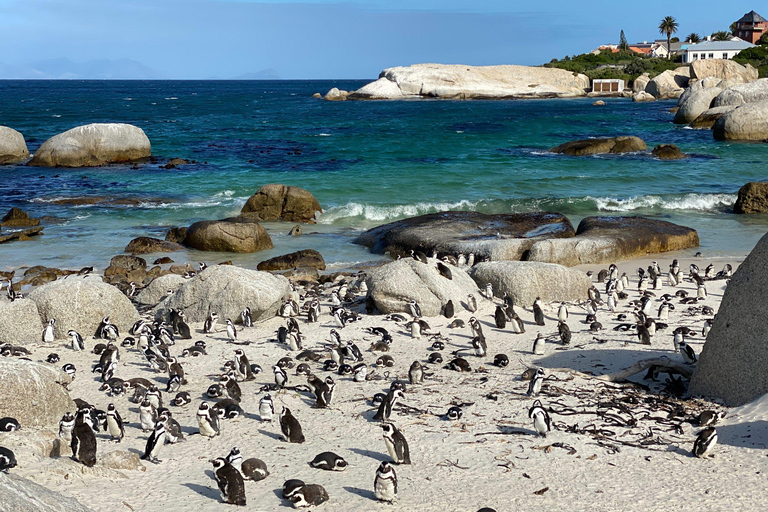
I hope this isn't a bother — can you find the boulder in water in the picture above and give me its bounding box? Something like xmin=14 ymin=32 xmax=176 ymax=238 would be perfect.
xmin=0 ymin=126 xmax=29 ymax=165
xmin=257 ymin=249 xmax=326 ymax=271
xmin=28 ymin=123 xmax=151 ymax=167
xmin=184 ymin=216 xmax=273 ymax=253
xmin=240 ymin=184 xmax=322 ymax=223
xmin=733 ymin=182 xmax=768 ymax=214
xmin=651 ymin=144 xmax=688 ymax=160
xmin=712 ymin=99 xmax=768 ymax=141
xmin=550 ymin=136 xmax=647 ymax=156
xmin=124 ymin=237 xmax=184 ymax=255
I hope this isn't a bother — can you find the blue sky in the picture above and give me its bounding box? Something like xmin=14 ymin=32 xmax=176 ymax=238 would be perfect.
xmin=0 ymin=0 xmax=759 ymax=78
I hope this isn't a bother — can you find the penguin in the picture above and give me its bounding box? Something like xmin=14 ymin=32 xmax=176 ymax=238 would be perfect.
xmin=494 ymin=306 xmax=507 ymax=329
xmin=46 ymin=353 xmax=60 ymax=364
xmin=226 ymin=319 xmax=237 ymax=342
xmin=407 ymin=300 xmax=422 ymax=318
xmin=203 ymin=312 xmax=218 ymax=333
xmin=316 ymin=377 xmax=336 ymax=409
xmin=282 ymin=479 xmax=306 ymax=500
xmin=528 ymin=400 xmax=552 ymax=437
xmin=381 ymin=422 xmax=410 ymax=464
xmin=280 ymin=407 xmax=305 ymax=443
xmin=141 ymin=421 xmax=166 ymax=464
xmin=159 ymin=410 xmax=184 ymax=443
xmin=257 ymin=394 xmax=275 ymax=422
xmin=693 ymin=427 xmax=717 ymax=458
xmin=469 ymin=317 xmax=484 ymax=339
xmin=220 ymin=375 xmax=242 ymax=402
xmin=467 ymin=294 xmax=478 ymax=313
xmin=658 ymin=302 xmax=670 ymax=320
xmin=290 ymin=484 xmax=329 ymax=508
xmin=0 ymin=446 xmax=17 ymax=473
xmin=353 ymin=363 xmax=368 ymax=382
xmin=68 ymin=330 xmax=84 ymax=351
xmin=447 ymin=357 xmax=471 ymax=372
xmin=443 ymin=299 xmax=455 ymax=319
xmin=106 ymin=403 xmax=124 ymax=442
xmin=234 ymin=349 xmax=255 ymax=381
xmin=71 ymin=409 xmax=97 ymax=467
xmin=493 ymin=354 xmax=509 ymax=367
xmin=507 ymin=313 xmax=524 ymax=334
xmin=42 ymin=318 xmax=56 ymax=343
xmin=527 ymin=368 xmax=545 ymax=397
xmin=484 ymin=282 xmax=493 ymax=300
xmin=273 ymin=365 xmax=288 ymax=388
xmin=139 ymin=400 xmax=158 ymax=432
xmin=62 ymin=363 xmax=76 ymax=380
xmin=471 ymin=336 xmax=487 ymax=357
xmin=241 ymin=457 xmax=269 ymax=481
xmin=375 ymin=355 xmax=395 ymax=368
xmin=211 ymin=458 xmax=247 ymax=506
xmin=558 ymin=302 xmax=568 ymax=322
xmin=240 ymin=307 xmax=253 ymax=328
xmin=146 ymin=385 xmax=163 ymax=410
xmin=436 ymin=261 xmax=453 ymax=280
xmin=447 ymin=406 xmax=463 ymax=420
xmin=0 ymin=417 xmax=20 ymax=432
xmin=408 ymin=361 xmax=423 ymax=385
xmin=697 ymin=284 xmax=707 ymax=299
xmin=373 ymin=389 xmax=404 ymax=422
xmin=637 ymin=323 xmax=651 ymax=345
xmin=374 ymin=461 xmax=398 ymax=503
xmin=679 ymin=341 xmax=697 ymax=364
xmin=532 ymin=333 xmax=545 ymax=355
xmin=448 ymin=319 xmax=465 ymax=328
xmin=310 ymin=451 xmax=348 ymax=471
xmin=558 ymin=321 xmax=571 ymax=345
xmin=702 ymin=318 xmax=714 ymax=338
xmin=176 ymin=311 xmax=192 ymax=339
xmin=533 ymin=298 xmax=545 ymax=326
xmin=307 ymin=300 xmax=320 ymax=323
xmin=197 ymin=402 xmax=220 ymax=437
xmin=58 ymin=412 xmax=75 ymax=442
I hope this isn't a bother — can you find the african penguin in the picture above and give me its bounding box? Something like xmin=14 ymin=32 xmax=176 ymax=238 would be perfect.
xmin=211 ymin=458 xmax=247 ymax=506
xmin=374 ymin=461 xmax=398 ymax=502
xmin=528 ymin=400 xmax=552 ymax=437
xmin=280 ymin=407 xmax=305 ymax=444
xmin=310 ymin=451 xmax=348 ymax=471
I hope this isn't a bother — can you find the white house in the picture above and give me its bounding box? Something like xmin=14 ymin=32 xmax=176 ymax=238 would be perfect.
xmin=681 ymin=39 xmax=755 ymax=63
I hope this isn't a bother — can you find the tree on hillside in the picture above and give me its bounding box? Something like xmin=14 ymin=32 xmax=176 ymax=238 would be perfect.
xmin=686 ymin=33 xmax=701 ymax=43
xmin=760 ymin=32 xmax=768 ymax=46
xmin=730 ymin=22 xmax=739 ymax=35
xmin=711 ymin=31 xmax=731 ymax=41
xmin=658 ymin=16 xmax=679 ymax=59
xmin=620 ymin=30 xmax=629 ymax=50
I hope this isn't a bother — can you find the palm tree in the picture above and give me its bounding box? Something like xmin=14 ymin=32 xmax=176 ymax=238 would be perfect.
xmin=686 ymin=33 xmax=701 ymax=43
xmin=658 ymin=16 xmax=680 ymax=59
xmin=711 ymin=31 xmax=731 ymax=41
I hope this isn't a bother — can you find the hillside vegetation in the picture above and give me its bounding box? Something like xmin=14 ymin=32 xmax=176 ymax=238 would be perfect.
xmin=543 ymin=50 xmax=684 ymax=85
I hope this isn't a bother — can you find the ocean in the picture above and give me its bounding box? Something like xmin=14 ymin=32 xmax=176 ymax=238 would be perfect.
xmin=0 ymin=79 xmax=766 ymax=272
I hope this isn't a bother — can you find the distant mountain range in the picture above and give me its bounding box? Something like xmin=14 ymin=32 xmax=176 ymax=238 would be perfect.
xmin=0 ymin=58 xmax=281 ymax=80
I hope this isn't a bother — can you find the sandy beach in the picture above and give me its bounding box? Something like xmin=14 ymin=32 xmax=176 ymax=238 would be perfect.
xmin=3 ymin=251 xmax=765 ymax=512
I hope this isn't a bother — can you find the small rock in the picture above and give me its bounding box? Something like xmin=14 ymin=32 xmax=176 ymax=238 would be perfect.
xmin=165 ymin=227 xmax=187 ymax=243
xmin=124 ymin=237 xmax=184 ymax=255
xmin=153 ymin=257 xmax=174 ymax=265
xmin=592 ymin=100 xmax=606 ymax=106
xmin=652 ymin=144 xmax=688 ymax=160
xmin=289 ymin=224 xmax=302 ymax=236
xmin=257 ymin=249 xmax=326 ymax=271
xmin=550 ymin=136 xmax=647 ymax=156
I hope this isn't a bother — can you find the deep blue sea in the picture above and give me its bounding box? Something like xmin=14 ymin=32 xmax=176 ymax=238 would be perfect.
xmin=1 ymin=79 xmax=767 ymax=272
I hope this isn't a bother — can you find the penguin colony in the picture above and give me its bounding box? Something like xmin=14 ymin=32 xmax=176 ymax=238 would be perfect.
xmin=0 ymin=256 xmax=734 ymax=509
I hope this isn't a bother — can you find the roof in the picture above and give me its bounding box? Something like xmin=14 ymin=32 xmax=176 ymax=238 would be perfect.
xmin=737 ymin=10 xmax=766 ymax=23
xmin=629 ymin=46 xmax=652 ymax=55
xmin=682 ymin=40 xmax=756 ymax=52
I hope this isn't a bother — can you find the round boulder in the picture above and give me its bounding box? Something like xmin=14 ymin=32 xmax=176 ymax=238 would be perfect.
xmin=0 ymin=126 xmax=29 ymax=165
xmin=651 ymin=144 xmax=688 ymax=160
xmin=712 ymin=99 xmax=768 ymax=141
xmin=734 ymin=182 xmax=768 ymax=214
xmin=0 ymin=358 xmax=75 ymax=427
xmin=28 ymin=123 xmax=151 ymax=167
xmin=27 ymin=274 xmax=140 ymax=339
xmin=240 ymin=184 xmax=322 ymax=223
xmin=257 ymin=249 xmax=326 ymax=271
xmin=0 ymin=299 xmax=44 ymax=346
xmin=135 ymin=273 xmax=185 ymax=306
xmin=632 ymin=91 xmax=656 ymax=102
xmin=0 ymin=473 xmax=95 ymax=512
xmin=184 ymin=217 xmax=273 ymax=253
xmin=124 ymin=236 xmax=184 ymax=255
xmin=549 ymin=136 xmax=647 ymax=156
xmin=689 ymin=106 xmax=735 ymax=129
xmin=469 ymin=261 xmax=590 ymax=306
xmin=158 ymin=265 xmax=289 ymax=323
xmin=673 ymin=78 xmax=724 ymax=125
xmin=104 ymin=254 xmax=147 ymax=283
xmin=365 ymin=258 xmax=479 ymax=317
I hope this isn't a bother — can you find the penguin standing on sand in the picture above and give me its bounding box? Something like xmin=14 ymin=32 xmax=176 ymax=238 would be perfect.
xmin=467 ymin=294 xmax=478 ymax=313
xmin=259 ymin=395 xmax=274 ymax=422
xmin=71 ymin=409 xmax=97 ymax=467
xmin=528 ymin=400 xmax=552 ymax=437
xmin=381 ymin=422 xmax=411 ymax=464
xmin=527 ymin=368 xmax=545 ymax=397
xmin=443 ymin=300 xmax=455 ymax=319
xmin=533 ymin=298 xmax=545 ymax=326
xmin=59 ymin=412 xmax=75 ymax=442
xmin=42 ymin=319 xmax=55 ymax=343
xmin=68 ymin=330 xmax=84 ymax=351
xmin=234 ymin=349 xmax=255 ymax=381
xmin=273 ymin=365 xmax=288 ymax=388
xmin=106 ymin=403 xmax=124 ymax=442
xmin=142 ymin=421 xmax=166 ymax=463
xmin=197 ymin=402 xmax=220 ymax=437
xmin=469 ymin=317 xmax=484 ymax=339
xmin=226 ymin=319 xmax=237 ymax=342
xmin=679 ymin=341 xmax=697 ymax=364
xmin=510 ymin=313 xmax=525 ymax=334
xmin=374 ymin=461 xmax=398 ymax=503
xmin=204 ymin=312 xmax=218 ymax=333
xmin=407 ymin=300 xmax=422 ymax=318
xmin=373 ymin=389 xmax=404 ymax=422
xmin=408 ymin=361 xmax=423 ymax=385
xmin=211 ymin=458 xmax=247 ymax=506
xmin=558 ymin=321 xmax=571 ymax=345
xmin=280 ymin=407 xmax=305 ymax=443
xmin=240 ymin=307 xmax=253 ymax=328
xmin=558 ymin=303 xmax=568 ymax=322
xmin=494 ymin=306 xmax=507 ymax=329
xmin=693 ymin=427 xmax=717 ymax=458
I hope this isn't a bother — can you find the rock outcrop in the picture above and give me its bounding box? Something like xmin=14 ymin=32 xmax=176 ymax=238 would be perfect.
xmin=469 ymin=261 xmax=590 ymax=306
xmin=632 ymin=91 xmax=655 ymax=102
xmin=689 ymin=106 xmax=735 ymax=129
xmin=346 ymin=64 xmax=589 ymax=100
xmin=240 ymin=184 xmax=322 ymax=223
xmin=713 ymin=78 xmax=768 ymax=107
xmin=354 ymin=211 xmax=575 ymax=261
xmin=690 ymin=231 xmax=768 ymax=405
xmin=550 ymin=136 xmax=647 ymax=156
xmin=124 ymin=237 xmax=184 ymax=255
xmin=324 ymin=88 xmax=350 ymax=101
xmin=27 ymin=274 xmax=140 ymax=339
xmin=673 ymin=77 xmax=726 ymax=124
xmin=651 ymin=144 xmax=688 ymax=160
xmin=135 ymin=273 xmax=186 ymax=305
xmin=0 ymin=126 xmax=29 ymax=164
xmin=257 ymin=249 xmax=326 ymax=271
xmin=157 ymin=265 xmax=289 ymax=323
xmin=184 ymin=217 xmax=273 ymax=253
xmin=690 ymin=59 xmax=758 ymax=83
xmin=633 ymin=73 xmax=650 ymax=93
xmin=645 ymin=68 xmax=690 ymax=99
xmin=104 ymin=255 xmax=147 ymax=284
xmin=712 ymin=99 xmax=768 ymax=141
xmin=0 ymin=473 xmax=95 ymax=512
xmin=0 ymin=299 xmax=44 ymax=346
xmin=1 ymin=207 xmax=40 ymax=227
xmin=527 ymin=216 xmax=699 ymax=266
xmin=0 ymin=358 xmax=75 ymax=427
xmin=28 ymin=123 xmax=151 ymax=167
xmin=733 ymin=182 xmax=768 ymax=213
xmin=365 ymin=258 xmax=479 ymax=316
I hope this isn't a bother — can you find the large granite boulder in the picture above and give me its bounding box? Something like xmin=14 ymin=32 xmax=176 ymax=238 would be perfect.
xmin=157 ymin=265 xmax=289 ymax=323
xmin=27 ymin=274 xmax=140 ymax=339
xmin=135 ymin=273 xmax=185 ymax=306
xmin=348 ymin=64 xmax=589 ymax=100
xmin=712 ymin=99 xmax=768 ymax=141
xmin=646 ymin=68 xmax=690 ymax=99
xmin=673 ymin=77 xmax=725 ymax=124
xmin=469 ymin=261 xmax=590 ymax=306
xmin=0 ymin=299 xmax=44 ymax=346
xmin=690 ymin=232 xmax=768 ymax=405
xmin=124 ymin=236 xmax=184 ymax=255
xmin=257 ymin=249 xmax=326 ymax=271
xmin=689 ymin=105 xmax=736 ymax=129
xmin=240 ymin=184 xmax=322 ymax=223
xmin=0 ymin=358 xmax=75 ymax=427
xmin=733 ymin=182 xmax=768 ymax=213
xmin=365 ymin=258 xmax=479 ymax=316
xmin=550 ymin=136 xmax=647 ymax=156
xmin=0 ymin=126 xmax=29 ymax=165
xmin=354 ymin=211 xmax=575 ymax=261
xmin=632 ymin=73 xmax=650 ymax=93
xmin=632 ymin=91 xmax=656 ymax=102
xmin=527 ymin=216 xmax=699 ymax=266
xmin=183 ymin=217 xmax=273 ymax=253
xmin=713 ymin=78 xmax=768 ymax=107
xmin=28 ymin=123 xmax=151 ymax=167
xmin=324 ymin=88 xmax=350 ymax=101
xmin=691 ymin=59 xmax=758 ymax=83
xmin=0 ymin=473 xmax=95 ymax=512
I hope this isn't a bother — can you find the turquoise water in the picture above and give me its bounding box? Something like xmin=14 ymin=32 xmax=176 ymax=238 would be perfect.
xmin=1 ymin=79 xmax=767 ymax=271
